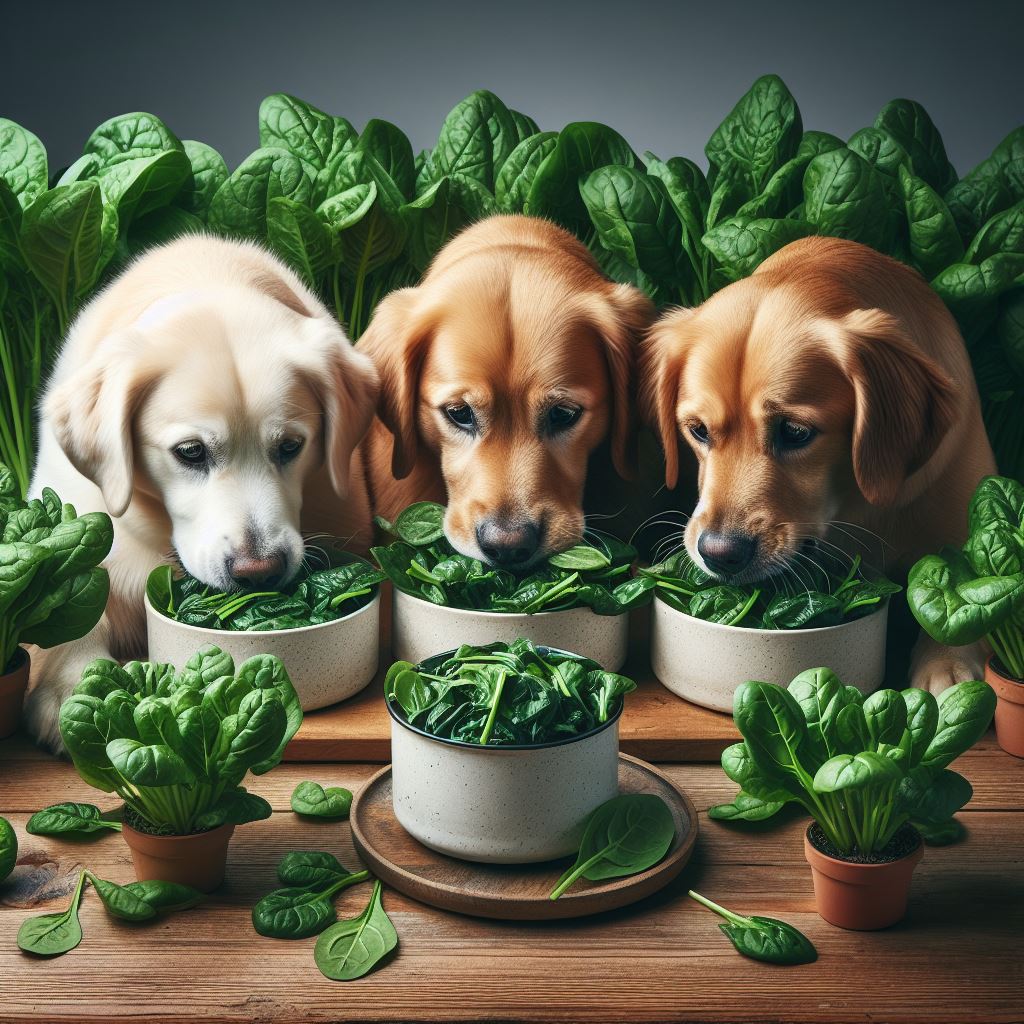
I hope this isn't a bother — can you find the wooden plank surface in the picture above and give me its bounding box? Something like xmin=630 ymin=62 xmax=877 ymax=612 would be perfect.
xmin=1 ymin=736 xmax=1021 ymax=1024
xmin=286 ymin=599 xmax=739 ymax=763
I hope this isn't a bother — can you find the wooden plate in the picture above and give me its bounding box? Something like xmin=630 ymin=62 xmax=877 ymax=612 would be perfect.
xmin=350 ymin=753 xmax=698 ymax=920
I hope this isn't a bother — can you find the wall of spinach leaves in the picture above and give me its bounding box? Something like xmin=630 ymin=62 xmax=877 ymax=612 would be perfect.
xmin=0 ymin=77 xmax=1021 ymax=499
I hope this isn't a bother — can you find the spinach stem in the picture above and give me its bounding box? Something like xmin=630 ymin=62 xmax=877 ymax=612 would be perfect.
xmin=686 ymin=889 xmax=752 ymax=927
xmin=479 ymin=669 xmax=507 ymax=746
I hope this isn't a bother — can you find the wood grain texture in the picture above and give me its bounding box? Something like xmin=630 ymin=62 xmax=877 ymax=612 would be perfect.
xmin=349 ymin=755 xmax=698 ymax=919
xmin=0 ymin=736 xmax=1021 ymax=1024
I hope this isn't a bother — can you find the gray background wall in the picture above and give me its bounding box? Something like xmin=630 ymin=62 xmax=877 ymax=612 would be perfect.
xmin=2 ymin=0 xmax=1021 ymax=175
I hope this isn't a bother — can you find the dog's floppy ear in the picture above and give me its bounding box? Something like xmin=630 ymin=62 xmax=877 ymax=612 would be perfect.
xmin=831 ymin=308 xmax=959 ymax=507
xmin=639 ymin=306 xmax=697 ymax=490
xmin=577 ymin=282 xmax=655 ymax=480
xmin=355 ymin=288 xmax=433 ymax=479
xmin=44 ymin=329 xmax=152 ymax=517
xmin=298 ymin=318 xmax=381 ymax=498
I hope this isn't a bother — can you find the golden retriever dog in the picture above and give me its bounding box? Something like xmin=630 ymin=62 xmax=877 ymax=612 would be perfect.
xmin=356 ymin=214 xmax=654 ymax=567
xmin=641 ymin=235 xmax=996 ymax=693
xmin=25 ymin=235 xmax=379 ymax=750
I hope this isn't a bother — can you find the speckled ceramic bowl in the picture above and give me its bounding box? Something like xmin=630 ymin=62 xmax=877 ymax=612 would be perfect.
xmin=391 ymin=588 xmax=628 ymax=671
xmin=389 ymin=646 xmax=622 ymax=863
xmin=145 ymin=589 xmax=380 ymax=712
xmin=650 ymin=596 xmax=889 ymax=712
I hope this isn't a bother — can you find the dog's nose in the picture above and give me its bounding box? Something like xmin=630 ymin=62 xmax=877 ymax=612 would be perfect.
xmin=227 ymin=551 xmax=285 ymax=589
xmin=476 ymin=519 xmax=542 ymax=568
xmin=696 ymin=531 xmax=758 ymax=577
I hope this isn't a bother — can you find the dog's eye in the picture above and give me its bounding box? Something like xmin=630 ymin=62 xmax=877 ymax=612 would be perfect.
xmin=547 ymin=404 xmax=582 ymax=433
xmin=689 ymin=422 xmax=710 ymax=445
xmin=173 ymin=441 xmax=208 ymax=467
xmin=445 ymin=404 xmax=476 ymax=431
xmin=777 ymin=419 xmax=817 ymax=449
xmin=278 ymin=437 xmax=304 ymax=464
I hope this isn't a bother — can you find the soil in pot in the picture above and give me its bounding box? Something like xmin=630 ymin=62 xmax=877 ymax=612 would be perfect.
xmin=122 ymin=809 xmax=234 ymax=892
xmin=986 ymin=657 xmax=1024 ymax=758
xmin=804 ymin=822 xmax=923 ymax=931
xmin=0 ymin=647 xmax=30 ymax=739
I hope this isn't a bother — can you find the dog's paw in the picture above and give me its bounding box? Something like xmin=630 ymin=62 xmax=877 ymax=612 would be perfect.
xmin=909 ymin=640 xmax=986 ymax=696
xmin=22 ymin=679 xmax=71 ymax=756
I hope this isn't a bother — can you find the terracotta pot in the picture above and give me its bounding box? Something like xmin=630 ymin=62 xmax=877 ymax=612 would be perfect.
xmin=986 ymin=657 xmax=1024 ymax=758
xmin=0 ymin=647 xmax=30 ymax=739
xmin=803 ymin=826 xmax=923 ymax=930
xmin=122 ymin=822 xmax=235 ymax=892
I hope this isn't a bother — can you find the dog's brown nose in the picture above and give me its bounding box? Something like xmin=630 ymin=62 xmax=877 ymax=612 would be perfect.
xmin=476 ymin=519 xmax=542 ymax=568
xmin=697 ymin=531 xmax=758 ymax=577
xmin=227 ymin=552 xmax=285 ymax=589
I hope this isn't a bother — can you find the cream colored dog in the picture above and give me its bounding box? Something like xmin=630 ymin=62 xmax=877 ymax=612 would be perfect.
xmin=25 ymin=235 xmax=379 ymax=750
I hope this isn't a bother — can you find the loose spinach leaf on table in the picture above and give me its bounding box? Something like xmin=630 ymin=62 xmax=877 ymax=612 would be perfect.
xmin=291 ymin=781 xmax=353 ymax=820
xmin=314 ymin=880 xmax=398 ymax=981
xmin=27 ymin=802 xmax=122 ymax=837
xmin=372 ymin=502 xmax=652 ymax=616
xmin=0 ymin=816 xmax=17 ymax=883
xmin=386 ymin=639 xmax=636 ymax=746
xmin=549 ymin=794 xmax=676 ymax=900
xmin=17 ymin=870 xmax=86 ymax=957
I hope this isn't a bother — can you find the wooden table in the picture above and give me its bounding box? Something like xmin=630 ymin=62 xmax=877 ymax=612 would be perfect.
xmin=1 ymin=734 xmax=1021 ymax=1024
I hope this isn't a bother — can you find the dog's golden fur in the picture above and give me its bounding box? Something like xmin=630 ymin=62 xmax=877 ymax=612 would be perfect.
xmin=641 ymin=235 xmax=996 ymax=692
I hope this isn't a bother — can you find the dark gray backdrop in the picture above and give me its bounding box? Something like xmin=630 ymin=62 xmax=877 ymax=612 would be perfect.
xmin=2 ymin=0 xmax=1021 ymax=175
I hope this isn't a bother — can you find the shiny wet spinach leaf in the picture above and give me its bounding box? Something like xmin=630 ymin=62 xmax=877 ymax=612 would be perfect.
xmin=27 ymin=802 xmax=122 ymax=837
xmin=314 ymin=879 xmax=398 ymax=980
xmin=290 ymin=781 xmax=353 ymax=820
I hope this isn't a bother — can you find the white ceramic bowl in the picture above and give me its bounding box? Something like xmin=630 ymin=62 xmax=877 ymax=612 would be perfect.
xmin=389 ymin=647 xmax=622 ymax=863
xmin=391 ymin=587 xmax=629 ymax=670
xmin=650 ymin=596 xmax=889 ymax=712
xmin=145 ymin=589 xmax=380 ymax=712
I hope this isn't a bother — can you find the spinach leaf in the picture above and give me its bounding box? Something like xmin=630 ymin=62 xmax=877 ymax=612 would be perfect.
xmin=17 ymin=870 xmax=86 ymax=957
xmin=291 ymin=781 xmax=353 ymax=819
xmin=0 ymin=816 xmax=17 ymax=882
xmin=803 ymin=147 xmax=891 ymax=251
xmin=549 ymin=794 xmax=675 ymax=900
xmin=314 ymin=880 xmax=398 ymax=980
xmin=277 ymin=851 xmax=351 ymax=889
xmin=27 ymin=802 xmax=122 ymax=837
xmin=88 ymin=873 xmax=158 ymax=921
xmin=122 ymin=879 xmax=204 ymax=913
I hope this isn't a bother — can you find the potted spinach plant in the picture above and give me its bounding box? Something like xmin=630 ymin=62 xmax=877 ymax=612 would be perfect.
xmin=0 ymin=462 xmax=113 ymax=737
xmin=58 ymin=645 xmax=302 ymax=891
xmin=908 ymin=475 xmax=1024 ymax=757
xmin=714 ymin=668 xmax=994 ymax=929
xmin=373 ymin=503 xmax=653 ymax=670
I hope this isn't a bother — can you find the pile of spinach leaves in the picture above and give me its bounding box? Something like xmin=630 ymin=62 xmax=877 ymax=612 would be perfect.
xmin=145 ymin=558 xmax=383 ymax=632
xmin=909 ymin=474 xmax=1024 ymax=678
xmin=372 ymin=501 xmax=652 ymax=615
xmin=386 ymin=638 xmax=636 ymax=746
xmin=0 ymin=460 xmax=114 ymax=672
xmin=711 ymin=668 xmax=995 ymax=853
xmin=640 ymin=548 xmax=900 ymax=630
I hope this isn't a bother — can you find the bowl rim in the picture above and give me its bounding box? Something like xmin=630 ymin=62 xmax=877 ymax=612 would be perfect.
xmin=144 ymin=586 xmax=380 ymax=638
xmin=386 ymin=643 xmax=625 ymax=752
xmin=392 ymin=586 xmax=622 ymax=620
xmin=652 ymin=590 xmax=890 ymax=636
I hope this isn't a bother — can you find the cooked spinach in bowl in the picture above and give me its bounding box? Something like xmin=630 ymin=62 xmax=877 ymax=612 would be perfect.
xmin=146 ymin=558 xmax=384 ymax=631
xmin=371 ymin=502 xmax=653 ymax=615
xmin=385 ymin=638 xmax=636 ymax=746
xmin=640 ymin=549 xmax=900 ymax=630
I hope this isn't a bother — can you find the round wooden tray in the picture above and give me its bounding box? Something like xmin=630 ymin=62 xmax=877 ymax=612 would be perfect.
xmin=350 ymin=753 xmax=698 ymax=920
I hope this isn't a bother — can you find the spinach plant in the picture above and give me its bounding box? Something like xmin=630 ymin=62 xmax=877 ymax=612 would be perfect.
xmin=640 ymin=549 xmax=900 ymax=630
xmin=373 ymin=502 xmax=653 ymax=615
xmin=17 ymin=870 xmax=86 ymax=957
xmin=0 ymin=462 xmax=114 ymax=672
xmin=291 ymin=781 xmax=353 ymax=819
xmin=687 ymin=890 xmax=817 ymax=965
xmin=711 ymin=668 xmax=995 ymax=854
xmin=387 ymin=639 xmax=636 ymax=746
xmin=0 ymin=816 xmax=16 ymax=883
xmin=908 ymin=475 xmax=1024 ymax=678
xmin=550 ymin=794 xmax=676 ymax=900
xmin=58 ymin=646 xmax=302 ymax=835
xmin=27 ymin=802 xmax=122 ymax=837
xmin=252 ymin=851 xmax=370 ymax=939
xmin=146 ymin=556 xmax=383 ymax=632
xmin=314 ymin=879 xmax=398 ymax=981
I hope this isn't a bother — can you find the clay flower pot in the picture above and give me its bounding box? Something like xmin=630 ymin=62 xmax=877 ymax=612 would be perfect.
xmin=804 ymin=825 xmax=923 ymax=930
xmin=0 ymin=647 xmax=30 ymax=739
xmin=987 ymin=656 xmax=1024 ymax=758
xmin=122 ymin=822 xmax=235 ymax=893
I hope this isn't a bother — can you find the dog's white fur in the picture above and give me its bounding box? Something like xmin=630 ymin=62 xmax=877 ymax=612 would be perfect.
xmin=25 ymin=235 xmax=379 ymax=750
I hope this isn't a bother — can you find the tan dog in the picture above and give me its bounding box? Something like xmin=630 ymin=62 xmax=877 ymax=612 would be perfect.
xmin=641 ymin=235 xmax=996 ymax=693
xmin=357 ymin=215 xmax=653 ymax=567
xmin=25 ymin=235 xmax=379 ymax=750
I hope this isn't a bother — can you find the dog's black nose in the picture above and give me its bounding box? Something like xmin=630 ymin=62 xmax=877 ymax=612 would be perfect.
xmin=476 ymin=519 xmax=541 ymax=568
xmin=697 ymin=531 xmax=758 ymax=577
xmin=227 ymin=551 xmax=285 ymax=589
